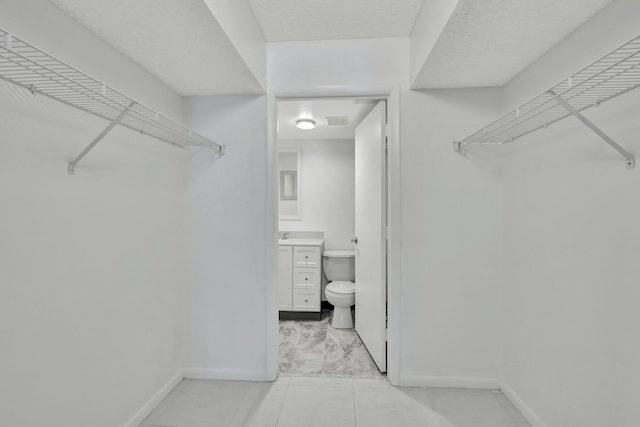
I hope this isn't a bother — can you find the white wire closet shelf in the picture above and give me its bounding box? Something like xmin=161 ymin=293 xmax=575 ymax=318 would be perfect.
xmin=455 ymin=34 xmax=640 ymax=169
xmin=0 ymin=28 xmax=225 ymax=174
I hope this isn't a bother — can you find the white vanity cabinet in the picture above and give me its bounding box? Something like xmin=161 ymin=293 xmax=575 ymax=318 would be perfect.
xmin=277 ymin=246 xmax=293 ymax=310
xmin=278 ymin=241 xmax=323 ymax=313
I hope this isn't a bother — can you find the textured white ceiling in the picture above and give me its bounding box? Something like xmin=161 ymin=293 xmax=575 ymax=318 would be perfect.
xmin=278 ymin=98 xmax=377 ymax=140
xmin=248 ymin=0 xmax=424 ymax=42
xmin=48 ymin=0 xmax=264 ymax=96
xmin=412 ymin=0 xmax=615 ymax=89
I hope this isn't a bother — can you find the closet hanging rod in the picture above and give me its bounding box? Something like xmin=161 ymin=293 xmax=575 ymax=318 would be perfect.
xmin=453 ymin=34 xmax=640 ymax=169
xmin=0 ymin=28 xmax=225 ymax=174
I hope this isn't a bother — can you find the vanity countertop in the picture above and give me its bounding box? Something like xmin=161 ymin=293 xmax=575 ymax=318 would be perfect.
xmin=278 ymin=238 xmax=324 ymax=247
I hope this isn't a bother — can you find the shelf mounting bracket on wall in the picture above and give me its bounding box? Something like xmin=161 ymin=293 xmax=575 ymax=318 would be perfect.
xmin=68 ymin=103 xmax=135 ymax=175
xmin=0 ymin=28 xmax=225 ymax=175
xmin=549 ymin=90 xmax=635 ymax=169
xmin=454 ymin=34 xmax=640 ymax=169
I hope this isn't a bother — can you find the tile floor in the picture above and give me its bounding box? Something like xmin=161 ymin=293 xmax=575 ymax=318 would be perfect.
xmin=279 ymin=309 xmax=381 ymax=378
xmin=140 ymin=377 xmax=532 ymax=427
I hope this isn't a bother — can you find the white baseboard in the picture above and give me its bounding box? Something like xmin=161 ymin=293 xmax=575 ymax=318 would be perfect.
xmin=122 ymin=369 xmax=185 ymax=427
xmin=183 ymin=368 xmax=271 ymax=382
xmin=123 ymin=371 xmax=546 ymax=427
xmin=399 ymin=374 xmax=500 ymax=389
xmin=122 ymin=367 xmax=272 ymax=427
xmin=500 ymin=382 xmax=547 ymax=427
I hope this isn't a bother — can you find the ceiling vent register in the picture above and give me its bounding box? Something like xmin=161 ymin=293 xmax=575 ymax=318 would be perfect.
xmin=326 ymin=116 xmax=349 ymax=126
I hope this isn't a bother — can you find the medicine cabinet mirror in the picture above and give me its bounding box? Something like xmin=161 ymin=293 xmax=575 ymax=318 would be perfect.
xmin=278 ymin=149 xmax=301 ymax=221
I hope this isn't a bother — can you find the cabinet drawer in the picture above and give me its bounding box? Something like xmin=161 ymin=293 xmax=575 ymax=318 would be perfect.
xmin=293 ymin=268 xmax=321 ymax=290
xmin=293 ymin=288 xmax=320 ymax=312
xmin=293 ymin=246 xmax=321 ymax=267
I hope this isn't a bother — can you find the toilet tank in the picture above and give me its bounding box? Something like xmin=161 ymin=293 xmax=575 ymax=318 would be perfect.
xmin=322 ymin=250 xmax=355 ymax=282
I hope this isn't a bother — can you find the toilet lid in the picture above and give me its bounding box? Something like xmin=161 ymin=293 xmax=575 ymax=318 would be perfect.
xmin=323 ymin=250 xmax=355 ymax=258
xmin=327 ymin=281 xmax=355 ymax=294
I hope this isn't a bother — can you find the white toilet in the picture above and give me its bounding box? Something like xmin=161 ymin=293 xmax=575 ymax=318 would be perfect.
xmin=323 ymin=250 xmax=356 ymax=329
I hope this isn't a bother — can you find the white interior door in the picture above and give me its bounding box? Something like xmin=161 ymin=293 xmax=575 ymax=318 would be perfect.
xmin=355 ymin=101 xmax=387 ymax=372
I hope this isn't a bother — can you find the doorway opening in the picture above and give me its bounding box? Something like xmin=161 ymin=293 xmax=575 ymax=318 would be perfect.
xmin=275 ymin=96 xmax=389 ymax=379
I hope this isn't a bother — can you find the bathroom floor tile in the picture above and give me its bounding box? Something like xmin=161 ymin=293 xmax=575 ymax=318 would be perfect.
xmin=279 ymin=308 xmax=382 ymax=379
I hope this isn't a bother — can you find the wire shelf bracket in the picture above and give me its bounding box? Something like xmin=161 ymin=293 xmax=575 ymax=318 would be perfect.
xmin=454 ymin=34 xmax=640 ymax=169
xmin=0 ymin=28 xmax=226 ymax=175
xmin=67 ymin=103 xmax=135 ymax=174
xmin=550 ymin=90 xmax=634 ymax=169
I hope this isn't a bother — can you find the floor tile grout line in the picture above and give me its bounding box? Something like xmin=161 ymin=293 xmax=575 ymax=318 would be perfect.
xmin=491 ymin=389 xmax=531 ymax=426
xmin=273 ymin=380 xmax=290 ymax=427
xmin=141 ymin=378 xmax=186 ymax=425
xmin=352 ymin=379 xmax=357 ymax=427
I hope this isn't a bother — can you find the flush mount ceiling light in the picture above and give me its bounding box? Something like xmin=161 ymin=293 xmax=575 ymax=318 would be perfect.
xmin=296 ymin=118 xmax=316 ymax=130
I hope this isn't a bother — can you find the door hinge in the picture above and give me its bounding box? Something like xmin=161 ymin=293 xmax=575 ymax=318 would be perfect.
xmin=385 ymin=328 xmax=389 ymax=342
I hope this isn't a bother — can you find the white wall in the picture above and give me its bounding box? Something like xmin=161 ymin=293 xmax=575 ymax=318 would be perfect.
xmin=183 ymin=95 xmax=271 ymax=380
xmin=0 ymin=2 xmax=190 ymax=426
xmin=279 ymin=139 xmax=355 ymax=251
xmin=0 ymin=83 xmax=186 ymax=427
xmin=400 ymin=87 xmax=504 ymax=387
xmin=497 ymin=0 xmax=640 ymax=426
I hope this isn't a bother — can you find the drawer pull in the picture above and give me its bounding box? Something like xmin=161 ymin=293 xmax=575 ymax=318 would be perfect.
xmin=305 ymin=299 xmax=308 ymax=302
xmin=305 ymin=277 xmax=308 ymax=281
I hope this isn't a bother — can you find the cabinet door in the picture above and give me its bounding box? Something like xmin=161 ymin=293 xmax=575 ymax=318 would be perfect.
xmin=278 ymin=246 xmax=293 ymax=311
xmin=293 ymin=246 xmax=321 ymax=267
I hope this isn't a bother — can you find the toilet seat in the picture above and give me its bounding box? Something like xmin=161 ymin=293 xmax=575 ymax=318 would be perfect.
xmin=326 ymin=281 xmax=355 ymax=294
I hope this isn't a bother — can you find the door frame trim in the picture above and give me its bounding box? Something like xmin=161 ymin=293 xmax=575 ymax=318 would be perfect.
xmin=266 ymin=89 xmax=402 ymax=385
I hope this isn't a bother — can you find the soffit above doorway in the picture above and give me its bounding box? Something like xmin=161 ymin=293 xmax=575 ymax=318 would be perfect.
xmin=247 ymin=0 xmax=424 ymax=42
